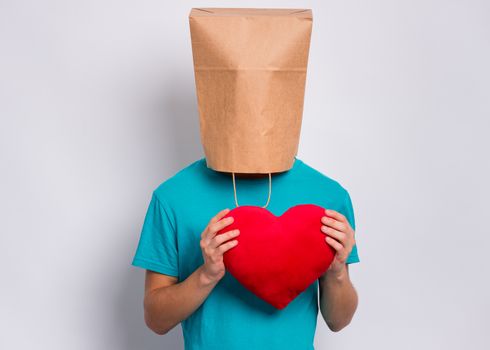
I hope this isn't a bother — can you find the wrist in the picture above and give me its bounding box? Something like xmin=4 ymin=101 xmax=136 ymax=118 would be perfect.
xmin=323 ymin=264 xmax=347 ymax=283
xmin=197 ymin=265 xmax=219 ymax=287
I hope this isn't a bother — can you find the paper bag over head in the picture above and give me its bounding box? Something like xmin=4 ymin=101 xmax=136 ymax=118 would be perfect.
xmin=189 ymin=8 xmax=313 ymax=174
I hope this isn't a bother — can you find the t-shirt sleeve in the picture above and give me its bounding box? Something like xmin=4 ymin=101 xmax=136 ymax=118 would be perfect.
xmin=339 ymin=189 xmax=360 ymax=264
xmin=131 ymin=191 xmax=179 ymax=277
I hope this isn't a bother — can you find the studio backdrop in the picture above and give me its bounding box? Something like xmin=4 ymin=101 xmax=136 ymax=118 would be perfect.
xmin=1 ymin=1 xmax=489 ymax=349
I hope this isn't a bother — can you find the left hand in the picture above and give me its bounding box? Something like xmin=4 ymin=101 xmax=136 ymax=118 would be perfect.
xmin=321 ymin=209 xmax=356 ymax=276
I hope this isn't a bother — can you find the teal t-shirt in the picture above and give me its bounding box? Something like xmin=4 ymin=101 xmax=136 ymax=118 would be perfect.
xmin=131 ymin=156 xmax=360 ymax=350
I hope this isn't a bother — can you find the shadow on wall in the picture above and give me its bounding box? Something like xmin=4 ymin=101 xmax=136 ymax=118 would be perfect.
xmin=113 ymin=69 xmax=201 ymax=349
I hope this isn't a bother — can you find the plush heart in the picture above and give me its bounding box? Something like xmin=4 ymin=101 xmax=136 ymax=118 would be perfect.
xmin=216 ymin=204 xmax=335 ymax=309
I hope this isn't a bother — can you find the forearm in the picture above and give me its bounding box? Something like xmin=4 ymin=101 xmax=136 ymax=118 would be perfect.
xmin=144 ymin=265 xmax=218 ymax=334
xmin=319 ymin=264 xmax=358 ymax=332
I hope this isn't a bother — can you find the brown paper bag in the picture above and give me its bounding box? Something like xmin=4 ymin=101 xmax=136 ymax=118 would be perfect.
xmin=189 ymin=8 xmax=313 ymax=174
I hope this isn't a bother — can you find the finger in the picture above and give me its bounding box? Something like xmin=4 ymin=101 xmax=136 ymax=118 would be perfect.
xmin=201 ymin=208 xmax=230 ymax=240
xmin=321 ymin=225 xmax=346 ymax=243
xmin=210 ymin=208 xmax=231 ymax=224
xmin=210 ymin=229 xmax=240 ymax=249
xmin=217 ymin=239 xmax=239 ymax=254
xmin=324 ymin=209 xmax=347 ymax=223
xmin=208 ymin=216 xmax=235 ymax=238
xmin=321 ymin=215 xmax=347 ymax=232
xmin=325 ymin=236 xmax=343 ymax=252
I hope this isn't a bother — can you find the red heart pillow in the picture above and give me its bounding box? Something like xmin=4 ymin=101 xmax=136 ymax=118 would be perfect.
xmin=216 ymin=204 xmax=335 ymax=309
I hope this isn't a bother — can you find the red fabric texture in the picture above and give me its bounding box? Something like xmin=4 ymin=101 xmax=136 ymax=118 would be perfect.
xmin=217 ymin=204 xmax=335 ymax=309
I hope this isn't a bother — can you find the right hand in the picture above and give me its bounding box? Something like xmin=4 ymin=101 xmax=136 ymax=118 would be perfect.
xmin=199 ymin=208 xmax=240 ymax=284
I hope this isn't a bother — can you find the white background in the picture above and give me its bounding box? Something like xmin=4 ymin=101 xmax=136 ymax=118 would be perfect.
xmin=1 ymin=1 xmax=489 ymax=349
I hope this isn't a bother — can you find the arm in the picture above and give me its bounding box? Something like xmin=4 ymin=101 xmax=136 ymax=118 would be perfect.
xmin=143 ymin=208 xmax=239 ymax=335
xmin=318 ymin=264 xmax=358 ymax=332
xmin=143 ymin=266 xmax=220 ymax=335
xmin=318 ymin=208 xmax=359 ymax=332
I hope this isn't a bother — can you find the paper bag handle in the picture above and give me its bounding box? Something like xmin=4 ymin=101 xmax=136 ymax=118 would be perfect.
xmin=231 ymin=172 xmax=272 ymax=209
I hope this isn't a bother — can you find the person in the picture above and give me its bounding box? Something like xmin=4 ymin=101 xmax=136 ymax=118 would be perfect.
xmin=131 ymin=7 xmax=360 ymax=349
xmin=131 ymin=156 xmax=360 ymax=350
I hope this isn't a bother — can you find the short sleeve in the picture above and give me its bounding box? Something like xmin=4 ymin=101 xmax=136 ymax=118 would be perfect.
xmin=131 ymin=191 xmax=179 ymax=277
xmin=339 ymin=190 xmax=360 ymax=264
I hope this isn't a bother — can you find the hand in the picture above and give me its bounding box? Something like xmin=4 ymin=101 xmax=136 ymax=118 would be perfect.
xmin=199 ymin=208 xmax=240 ymax=285
xmin=321 ymin=209 xmax=356 ymax=276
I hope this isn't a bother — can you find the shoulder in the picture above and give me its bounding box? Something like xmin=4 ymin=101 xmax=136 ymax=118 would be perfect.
xmin=152 ymin=157 xmax=206 ymax=205
xmin=296 ymin=157 xmax=350 ymax=200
